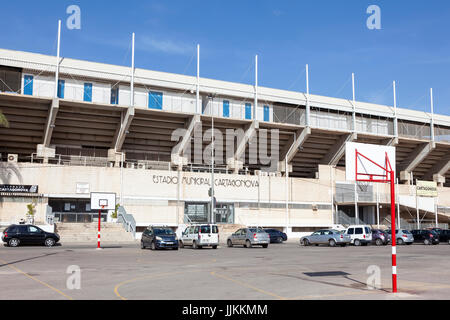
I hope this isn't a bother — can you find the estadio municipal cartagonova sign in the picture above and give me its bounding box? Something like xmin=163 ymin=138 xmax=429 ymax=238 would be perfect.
xmin=416 ymin=181 xmax=438 ymax=198
xmin=0 ymin=185 xmax=39 ymax=193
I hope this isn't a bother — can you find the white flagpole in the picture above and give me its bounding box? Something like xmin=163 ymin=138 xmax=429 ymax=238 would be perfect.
xmin=54 ymin=20 xmax=62 ymax=98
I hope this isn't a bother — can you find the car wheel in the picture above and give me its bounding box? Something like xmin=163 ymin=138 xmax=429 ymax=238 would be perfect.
xmin=141 ymin=241 xmax=146 ymax=249
xmin=212 ymin=245 xmax=218 ymax=249
xmin=329 ymin=239 xmax=336 ymax=247
xmin=227 ymin=240 xmax=233 ymax=248
xmin=424 ymin=239 xmax=430 ymax=245
xmin=151 ymin=241 xmax=156 ymax=250
xmin=245 ymin=240 xmax=252 ymax=248
xmin=173 ymin=247 xmax=179 ymax=251
xmin=262 ymin=244 xmax=268 ymax=248
xmin=44 ymin=238 xmax=55 ymax=247
xmin=277 ymin=237 xmax=283 ymax=243
xmin=178 ymin=240 xmax=184 ymax=248
xmin=354 ymin=239 xmax=361 ymax=246
xmin=8 ymin=238 xmax=20 ymax=247
xmin=302 ymin=239 xmax=310 ymax=246
xmin=397 ymin=238 xmax=404 ymax=246
xmin=375 ymin=239 xmax=383 ymax=246
xmin=448 ymin=240 xmax=450 ymax=245
xmin=192 ymin=241 xmax=198 ymax=249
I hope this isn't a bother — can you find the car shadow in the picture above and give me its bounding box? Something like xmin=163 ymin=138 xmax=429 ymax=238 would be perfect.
xmin=0 ymin=252 xmax=59 ymax=268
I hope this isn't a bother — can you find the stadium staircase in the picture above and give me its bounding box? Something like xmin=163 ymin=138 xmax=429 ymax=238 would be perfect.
xmin=55 ymin=222 xmax=136 ymax=243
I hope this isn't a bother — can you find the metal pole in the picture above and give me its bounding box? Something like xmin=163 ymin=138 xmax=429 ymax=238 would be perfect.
xmin=390 ymin=171 xmax=398 ymax=293
xmin=396 ymin=178 xmax=400 ymax=229
xmin=435 ymin=197 xmax=438 ymax=228
xmin=130 ymin=33 xmax=135 ymax=107
xmin=393 ymin=81 xmax=398 ymax=137
xmin=306 ymin=64 xmax=310 ymax=127
xmin=286 ymin=156 xmax=289 ymax=233
xmin=120 ymin=152 xmax=124 ymax=205
xmin=54 ymin=20 xmax=62 ymax=98
xmin=352 ymin=73 xmax=356 ymax=132
xmin=210 ymin=96 xmax=215 ymax=223
xmin=254 ymin=55 xmax=258 ymax=120
xmin=430 ymin=88 xmax=435 ymax=142
xmin=376 ymin=183 xmax=380 ymax=228
xmin=416 ymin=179 xmax=420 ymax=229
xmin=197 ymin=44 xmax=200 ymax=114
xmin=354 ymin=151 xmax=358 ymax=224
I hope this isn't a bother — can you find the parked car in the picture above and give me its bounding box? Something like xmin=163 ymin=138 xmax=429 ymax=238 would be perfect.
xmin=372 ymin=229 xmax=390 ymax=246
xmin=1 ymin=224 xmax=60 ymax=247
xmin=263 ymin=228 xmax=288 ymax=243
xmin=386 ymin=229 xmax=414 ymax=245
xmin=345 ymin=225 xmax=372 ymax=246
xmin=179 ymin=224 xmax=219 ymax=249
xmin=141 ymin=226 xmax=178 ymax=250
xmin=411 ymin=229 xmax=440 ymax=245
xmin=227 ymin=228 xmax=269 ymax=248
xmin=435 ymin=229 xmax=450 ymax=243
xmin=300 ymin=229 xmax=351 ymax=247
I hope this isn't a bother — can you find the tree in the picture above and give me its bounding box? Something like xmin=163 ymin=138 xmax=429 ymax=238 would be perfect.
xmin=0 ymin=111 xmax=8 ymax=127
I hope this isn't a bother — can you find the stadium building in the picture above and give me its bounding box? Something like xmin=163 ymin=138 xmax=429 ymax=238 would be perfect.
xmin=0 ymin=47 xmax=449 ymax=239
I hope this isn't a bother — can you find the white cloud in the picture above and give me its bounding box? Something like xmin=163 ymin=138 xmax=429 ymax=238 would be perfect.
xmin=138 ymin=36 xmax=193 ymax=56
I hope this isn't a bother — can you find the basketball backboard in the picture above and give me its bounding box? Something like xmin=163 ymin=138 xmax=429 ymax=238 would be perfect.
xmin=90 ymin=192 xmax=116 ymax=210
xmin=345 ymin=142 xmax=396 ymax=182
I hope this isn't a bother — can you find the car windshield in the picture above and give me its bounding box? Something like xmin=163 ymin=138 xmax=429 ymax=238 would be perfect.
xmin=154 ymin=228 xmax=174 ymax=235
xmin=402 ymin=230 xmax=411 ymax=234
xmin=249 ymin=228 xmax=265 ymax=233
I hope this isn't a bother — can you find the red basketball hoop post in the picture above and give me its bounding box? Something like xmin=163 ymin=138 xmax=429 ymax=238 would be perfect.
xmin=355 ymin=149 xmax=397 ymax=293
xmin=98 ymin=205 xmax=105 ymax=249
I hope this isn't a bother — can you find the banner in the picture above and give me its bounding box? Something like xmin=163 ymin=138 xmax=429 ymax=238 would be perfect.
xmin=0 ymin=185 xmax=39 ymax=193
xmin=416 ymin=181 xmax=438 ymax=198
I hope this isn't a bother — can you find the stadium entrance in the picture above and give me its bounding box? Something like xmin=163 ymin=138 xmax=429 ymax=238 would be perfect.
xmin=184 ymin=202 xmax=234 ymax=224
xmin=48 ymin=198 xmax=107 ymax=223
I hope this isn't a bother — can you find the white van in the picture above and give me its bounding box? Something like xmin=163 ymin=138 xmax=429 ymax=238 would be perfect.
xmin=345 ymin=225 xmax=372 ymax=246
xmin=179 ymin=224 xmax=219 ymax=249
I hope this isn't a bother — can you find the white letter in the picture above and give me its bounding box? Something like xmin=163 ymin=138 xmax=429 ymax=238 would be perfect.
xmin=366 ymin=5 xmax=381 ymax=30
xmin=66 ymin=5 xmax=81 ymax=30
xmin=66 ymin=265 xmax=81 ymax=290
xmin=366 ymin=265 xmax=381 ymax=290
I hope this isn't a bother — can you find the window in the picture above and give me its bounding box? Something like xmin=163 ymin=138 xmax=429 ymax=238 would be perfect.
xmin=24 ymin=75 xmax=33 ymax=95
xmin=223 ymin=100 xmax=230 ymax=118
xmin=111 ymin=86 xmax=119 ymax=105
xmin=355 ymin=228 xmax=363 ymax=235
xmin=84 ymin=83 xmax=93 ymax=102
xmin=149 ymin=91 xmax=163 ymax=109
xmin=28 ymin=226 xmax=40 ymax=233
xmin=57 ymin=80 xmax=65 ymax=99
xmin=194 ymin=226 xmax=199 ymax=233
xmin=245 ymin=103 xmax=252 ymax=120
xmin=347 ymin=228 xmax=354 ymax=235
xmin=200 ymin=226 xmax=211 ymax=233
xmin=18 ymin=226 xmax=28 ymax=233
xmin=264 ymin=105 xmax=270 ymax=122
xmin=365 ymin=227 xmax=371 ymax=234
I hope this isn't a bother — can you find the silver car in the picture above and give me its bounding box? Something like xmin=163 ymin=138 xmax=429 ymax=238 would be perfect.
xmin=387 ymin=229 xmax=414 ymax=245
xmin=300 ymin=229 xmax=351 ymax=247
xmin=227 ymin=228 xmax=270 ymax=248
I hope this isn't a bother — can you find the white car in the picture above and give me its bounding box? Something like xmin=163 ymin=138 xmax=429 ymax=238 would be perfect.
xmin=179 ymin=224 xmax=219 ymax=249
xmin=345 ymin=225 xmax=372 ymax=246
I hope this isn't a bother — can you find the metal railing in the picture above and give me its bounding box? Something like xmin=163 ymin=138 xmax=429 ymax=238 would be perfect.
xmin=117 ymin=206 xmax=136 ymax=238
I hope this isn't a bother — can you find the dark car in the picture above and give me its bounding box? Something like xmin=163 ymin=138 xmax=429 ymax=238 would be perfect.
xmin=264 ymin=229 xmax=288 ymax=243
xmin=372 ymin=229 xmax=389 ymax=246
xmin=1 ymin=224 xmax=60 ymax=247
xmin=141 ymin=226 xmax=178 ymax=250
xmin=411 ymin=229 xmax=440 ymax=245
xmin=433 ymin=229 xmax=450 ymax=243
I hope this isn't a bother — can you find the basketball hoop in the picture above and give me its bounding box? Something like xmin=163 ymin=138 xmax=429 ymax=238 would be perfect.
xmin=346 ymin=142 xmax=398 ymax=293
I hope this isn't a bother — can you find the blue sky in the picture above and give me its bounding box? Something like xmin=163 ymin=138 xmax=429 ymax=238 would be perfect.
xmin=1 ymin=0 xmax=449 ymax=115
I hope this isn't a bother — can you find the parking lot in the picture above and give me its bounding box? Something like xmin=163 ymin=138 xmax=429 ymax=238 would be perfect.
xmin=0 ymin=241 xmax=449 ymax=300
